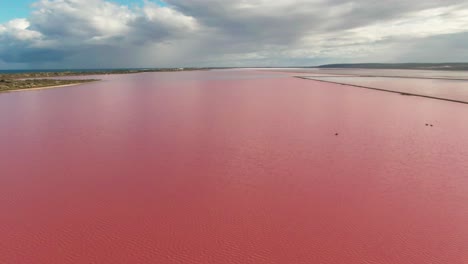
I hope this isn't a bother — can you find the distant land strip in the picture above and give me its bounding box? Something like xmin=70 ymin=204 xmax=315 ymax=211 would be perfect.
xmin=296 ymin=76 xmax=468 ymax=105
xmin=0 ymin=68 xmax=206 ymax=80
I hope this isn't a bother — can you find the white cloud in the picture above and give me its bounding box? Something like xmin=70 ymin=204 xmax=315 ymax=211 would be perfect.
xmin=142 ymin=2 xmax=198 ymax=31
xmin=31 ymin=0 xmax=134 ymax=38
xmin=348 ymin=5 xmax=468 ymax=41
xmin=0 ymin=19 xmax=42 ymax=41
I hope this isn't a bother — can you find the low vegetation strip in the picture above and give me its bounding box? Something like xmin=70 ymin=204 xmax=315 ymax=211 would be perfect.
xmin=0 ymin=68 xmax=210 ymax=81
xmin=0 ymin=79 xmax=98 ymax=92
xmin=0 ymin=68 xmax=202 ymax=93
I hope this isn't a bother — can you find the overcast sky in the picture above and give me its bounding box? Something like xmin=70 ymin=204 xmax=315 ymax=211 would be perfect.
xmin=1 ymin=0 xmax=468 ymax=69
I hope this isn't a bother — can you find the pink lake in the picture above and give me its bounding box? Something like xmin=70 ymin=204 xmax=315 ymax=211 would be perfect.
xmin=0 ymin=70 xmax=467 ymax=263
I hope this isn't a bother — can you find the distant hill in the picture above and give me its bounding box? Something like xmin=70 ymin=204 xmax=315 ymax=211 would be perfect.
xmin=317 ymin=63 xmax=468 ymax=71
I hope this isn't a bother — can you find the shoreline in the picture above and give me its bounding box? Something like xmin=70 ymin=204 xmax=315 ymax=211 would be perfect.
xmin=0 ymin=68 xmax=213 ymax=81
xmin=0 ymin=68 xmax=203 ymax=94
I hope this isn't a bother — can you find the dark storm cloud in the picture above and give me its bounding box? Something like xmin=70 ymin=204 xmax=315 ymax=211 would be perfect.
xmin=0 ymin=48 xmax=67 ymax=63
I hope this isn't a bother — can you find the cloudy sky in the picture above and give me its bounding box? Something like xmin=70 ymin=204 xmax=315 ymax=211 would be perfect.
xmin=1 ymin=0 xmax=468 ymax=69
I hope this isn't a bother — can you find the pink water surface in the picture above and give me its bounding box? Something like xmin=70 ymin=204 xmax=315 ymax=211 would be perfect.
xmin=1 ymin=70 xmax=468 ymax=263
